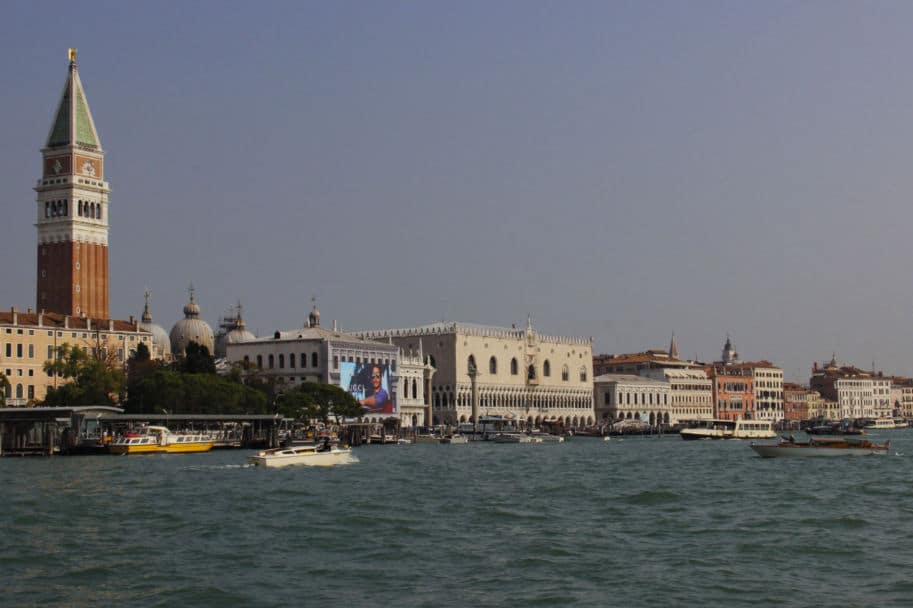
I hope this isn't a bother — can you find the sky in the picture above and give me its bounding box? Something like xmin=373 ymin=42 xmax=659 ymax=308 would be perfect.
xmin=2 ymin=1 xmax=913 ymax=383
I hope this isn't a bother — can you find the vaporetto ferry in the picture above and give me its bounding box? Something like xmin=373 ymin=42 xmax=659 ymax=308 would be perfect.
xmin=680 ymin=419 xmax=776 ymax=440
xmin=109 ymin=426 xmax=214 ymax=455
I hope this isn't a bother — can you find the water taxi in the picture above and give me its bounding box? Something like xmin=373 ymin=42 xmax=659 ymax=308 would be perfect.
xmin=750 ymin=436 xmax=890 ymax=458
xmin=247 ymin=443 xmax=357 ymax=467
xmin=864 ymin=418 xmax=908 ymax=430
xmin=680 ymin=419 xmax=776 ymax=440
xmin=109 ymin=426 xmax=214 ymax=455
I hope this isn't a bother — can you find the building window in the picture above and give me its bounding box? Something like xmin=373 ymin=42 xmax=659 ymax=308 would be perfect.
xmin=16 ymin=384 xmax=23 ymax=399
xmin=27 ymin=385 xmax=34 ymax=400
xmin=489 ymin=356 xmax=497 ymax=374
xmin=4 ymin=344 xmax=9 ymax=357
xmin=290 ymin=353 xmax=296 ymax=368
xmin=47 ymin=345 xmax=53 ymax=359
xmin=28 ymin=345 xmax=34 ymax=358
xmin=580 ymin=367 xmax=587 ymax=382
xmin=16 ymin=344 xmax=22 ymax=358
xmin=312 ymin=352 xmax=318 ymax=368
xmin=256 ymin=355 xmax=263 ymax=369
xmin=468 ymin=355 xmax=477 ymax=373
xmin=412 ymin=379 xmax=417 ymax=399
xmin=279 ymin=354 xmax=285 ymax=369
xmin=268 ymin=354 xmax=275 ymax=369
xmin=333 ymin=355 xmax=339 ymax=370
xmin=562 ymin=365 xmax=569 ymax=382
xmin=543 ymin=360 xmax=551 ymax=377
xmin=302 ymin=353 xmax=308 ymax=368
xmin=510 ymin=358 xmax=518 ymax=375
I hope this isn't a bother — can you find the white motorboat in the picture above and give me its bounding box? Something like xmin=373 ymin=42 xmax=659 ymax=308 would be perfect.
xmin=248 ymin=444 xmax=358 ymax=467
xmin=492 ymin=433 xmax=533 ymax=444
xmin=680 ymin=419 xmax=776 ymax=441
xmin=440 ymin=434 xmax=469 ymax=444
xmin=529 ymin=431 xmax=565 ymax=443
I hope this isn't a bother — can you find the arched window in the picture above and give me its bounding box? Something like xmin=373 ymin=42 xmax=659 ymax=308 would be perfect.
xmin=268 ymin=354 xmax=275 ymax=369
xmin=278 ymin=354 xmax=285 ymax=369
xmin=16 ymin=384 xmax=23 ymax=399
xmin=562 ymin=365 xmax=569 ymax=381
xmin=489 ymin=356 xmax=497 ymax=374
xmin=256 ymin=355 xmax=263 ymax=369
xmin=412 ymin=379 xmax=417 ymax=399
xmin=510 ymin=358 xmax=518 ymax=375
xmin=543 ymin=360 xmax=551 ymax=377
xmin=301 ymin=353 xmax=307 ymax=368
xmin=580 ymin=367 xmax=587 ymax=382
xmin=243 ymin=355 xmax=250 ymax=366
xmin=468 ymin=355 xmax=477 ymax=373
xmin=98 ymin=205 xmax=102 ymax=221
xmin=63 ymin=200 xmax=68 ymax=216
xmin=45 ymin=202 xmax=49 ymax=218
xmin=528 ymin=365 xmax=536 ymax=380
xmin=311 ymin=352 xmax=318 ymax=367
xmin=290 ymin=353 xmax=296 ymax=368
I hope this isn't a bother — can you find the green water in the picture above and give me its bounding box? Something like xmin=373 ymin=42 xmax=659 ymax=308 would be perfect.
xmin=2 ymin=432 xmax=911 ymax=607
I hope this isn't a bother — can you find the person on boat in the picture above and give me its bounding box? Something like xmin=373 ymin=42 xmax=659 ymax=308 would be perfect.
xmin=359 ymin=365 xmax=392 ymax=413
xmin=317 ymin=437 xmax=332 ymax=453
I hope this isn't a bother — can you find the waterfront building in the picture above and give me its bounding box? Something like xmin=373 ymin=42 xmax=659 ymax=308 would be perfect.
xmin=214 ymin=303 xmax=256 ymax=359
xmin=706 ymin=363 xmax=754 ymax=421
xmin=137 ymin=290 xmax=172 ymax=361
xmin=35 ymin=50 xmax=111 ymax=319
xmin=593 ymin=340 xmax=693 ymax=376
xmin=751 ymin=363 xmax=784 ymax=422
xmin=783 ymin=383 xmax=812 ymax=422
xmin=889 ymin=378 xmax=913 ymax=418
xmin=873 ymin=376 xmax=892 ymax=419
xmin=355 ymin=318 xmax=594 ymax=427
xmin=641 ymin=367 xmax=713 ymax=423
xmin=169 ymin=287 xmax=215 ymax=358
xmin=593 ymin=374 xmax=671 ymax=426
xmin=226 ymin=304 xmax=434 ymax=426
xmin=0 ymin=308 xmax=153 ymax=406
xmin=810 ymin=356 xmax=880 ymax=420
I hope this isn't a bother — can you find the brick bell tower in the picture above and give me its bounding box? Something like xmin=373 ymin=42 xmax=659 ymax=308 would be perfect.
xmin=35 ymin=49 xmax=110 ymax=319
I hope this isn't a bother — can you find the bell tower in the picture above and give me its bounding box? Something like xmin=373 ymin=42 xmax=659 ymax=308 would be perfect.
xmin=35 ymin=49 xmax=110 ymax=319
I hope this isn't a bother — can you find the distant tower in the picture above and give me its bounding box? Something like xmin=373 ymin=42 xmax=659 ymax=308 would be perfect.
xmin=35 ymin=49 xmax=110 ymax=319
xmin=721 ymin=334 xmax=739 ymax=365
xmin=308 ymin=297 xmax=320 ymax=328
xmin=668 ymin=333 xmax=680 ymax=360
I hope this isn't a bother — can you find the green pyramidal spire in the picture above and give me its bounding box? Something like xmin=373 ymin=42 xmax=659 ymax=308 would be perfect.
xmin=46 ymin=50 xmax=101 ymax=149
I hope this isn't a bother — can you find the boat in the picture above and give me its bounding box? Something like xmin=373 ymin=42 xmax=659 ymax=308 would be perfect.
xmin=680 ymin=419 xmax=776 ymax=441
xmin=750 ymin=436 xmax=890 ymax=458
xmin=247 ymin=443 xmax=358 ymax=467
xmin=109 ymin=426 xmax=214 ymax=455
xmin=492 ymin=432 xmax=533 ymax=444
xmin=528 ymin=431 xmax=565 ymax=443
xmin=863 ymin=418 xmax=908 ymax=430
xmin=439 ymin=434 xmax=469 ymax=444
xmin=805 ymin=420 xmax=866 ymax=435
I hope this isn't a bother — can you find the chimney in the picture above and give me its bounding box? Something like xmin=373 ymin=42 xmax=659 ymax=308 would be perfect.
xmin=64 ymin=315 xmax=69 ymax=329
xmin=87 ymin=318 xmax=92 ymax=331
xmin=109 ymin=320 xmax=114 ymax=331
xmin=27 ymin=307 xmax=33 ymax=314
xmin=11 ymin=307 xmax=17 ymax=325
xmin=38 ymin=312 xmax=43 ymax=327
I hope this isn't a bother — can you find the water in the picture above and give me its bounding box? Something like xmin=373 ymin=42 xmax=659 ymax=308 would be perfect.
xmin=2 ymin=431 xmax=912 ymax=607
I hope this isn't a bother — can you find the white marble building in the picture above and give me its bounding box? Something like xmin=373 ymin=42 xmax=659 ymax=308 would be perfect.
xmin=593 ymin=374 xmax=672 ymax=426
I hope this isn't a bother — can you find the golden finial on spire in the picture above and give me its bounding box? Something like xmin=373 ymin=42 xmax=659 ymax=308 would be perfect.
xmin=68 ymin=48 xmax=77 ymax=64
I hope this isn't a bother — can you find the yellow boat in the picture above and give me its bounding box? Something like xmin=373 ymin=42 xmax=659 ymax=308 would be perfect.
xmin=109 ymin=426 xmax=214 ymax=455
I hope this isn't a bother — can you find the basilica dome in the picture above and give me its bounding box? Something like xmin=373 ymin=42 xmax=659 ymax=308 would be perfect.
xmin=214 ymin=304 xmax=256 ymax=358
xmin=170 ymin=288 xmax=215 ymax=357
xmin=138 ymin=291 xmax=172 ymax=360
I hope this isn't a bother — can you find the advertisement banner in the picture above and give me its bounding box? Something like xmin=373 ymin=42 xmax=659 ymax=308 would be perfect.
xmin=340 ymin=361 xmax=396 ymax=415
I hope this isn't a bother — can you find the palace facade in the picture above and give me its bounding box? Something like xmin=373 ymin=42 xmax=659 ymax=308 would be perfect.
xmin=355 ymin=319 xmax=595 ymax=427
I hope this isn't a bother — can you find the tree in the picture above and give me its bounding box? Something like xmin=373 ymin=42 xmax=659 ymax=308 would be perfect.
xmin=42 ymin=344 xmax=125 ymax=406
xmin=276 ymin=382 xmax=363 ymax=423
xmin=124 ymin=369 xmax=269 ymax=415
xmin=181 ymin=342 xmax=215 ymax=375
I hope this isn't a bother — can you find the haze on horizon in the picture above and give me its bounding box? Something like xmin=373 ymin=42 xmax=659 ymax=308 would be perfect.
xmin=2 ymin=1 xmax=912 ymax=383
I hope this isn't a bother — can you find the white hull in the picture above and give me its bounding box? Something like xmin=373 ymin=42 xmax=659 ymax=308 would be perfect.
xmin=681 ymin=419 xmax=776 ymax=441
xmin=248 ymin=446 xmax=357 ymax=467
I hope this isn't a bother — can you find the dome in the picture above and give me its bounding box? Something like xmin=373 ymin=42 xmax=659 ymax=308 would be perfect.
xmin=214 ymin=302 xmax=256 ymax=358
xmin=170 ymin=287 xmax=214 ymax=357
xmin=138 ymin=290 xmax=172 ymax=360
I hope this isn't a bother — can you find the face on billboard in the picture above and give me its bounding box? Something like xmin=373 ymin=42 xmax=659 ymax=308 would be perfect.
xmin=340 ymin=361 xmax=396 ymax=415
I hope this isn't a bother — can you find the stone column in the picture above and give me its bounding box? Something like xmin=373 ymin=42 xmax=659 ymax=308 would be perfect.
xmin=469 ymin=365 xmax=479 ymax=435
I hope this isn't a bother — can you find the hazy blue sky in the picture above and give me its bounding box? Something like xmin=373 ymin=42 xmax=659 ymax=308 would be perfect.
xmin=2 ymin=1 xmax=912 ymax=382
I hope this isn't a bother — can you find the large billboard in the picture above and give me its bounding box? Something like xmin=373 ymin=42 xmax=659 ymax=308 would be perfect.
xmin=340 ymin=361 xmax=396 ymax=415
